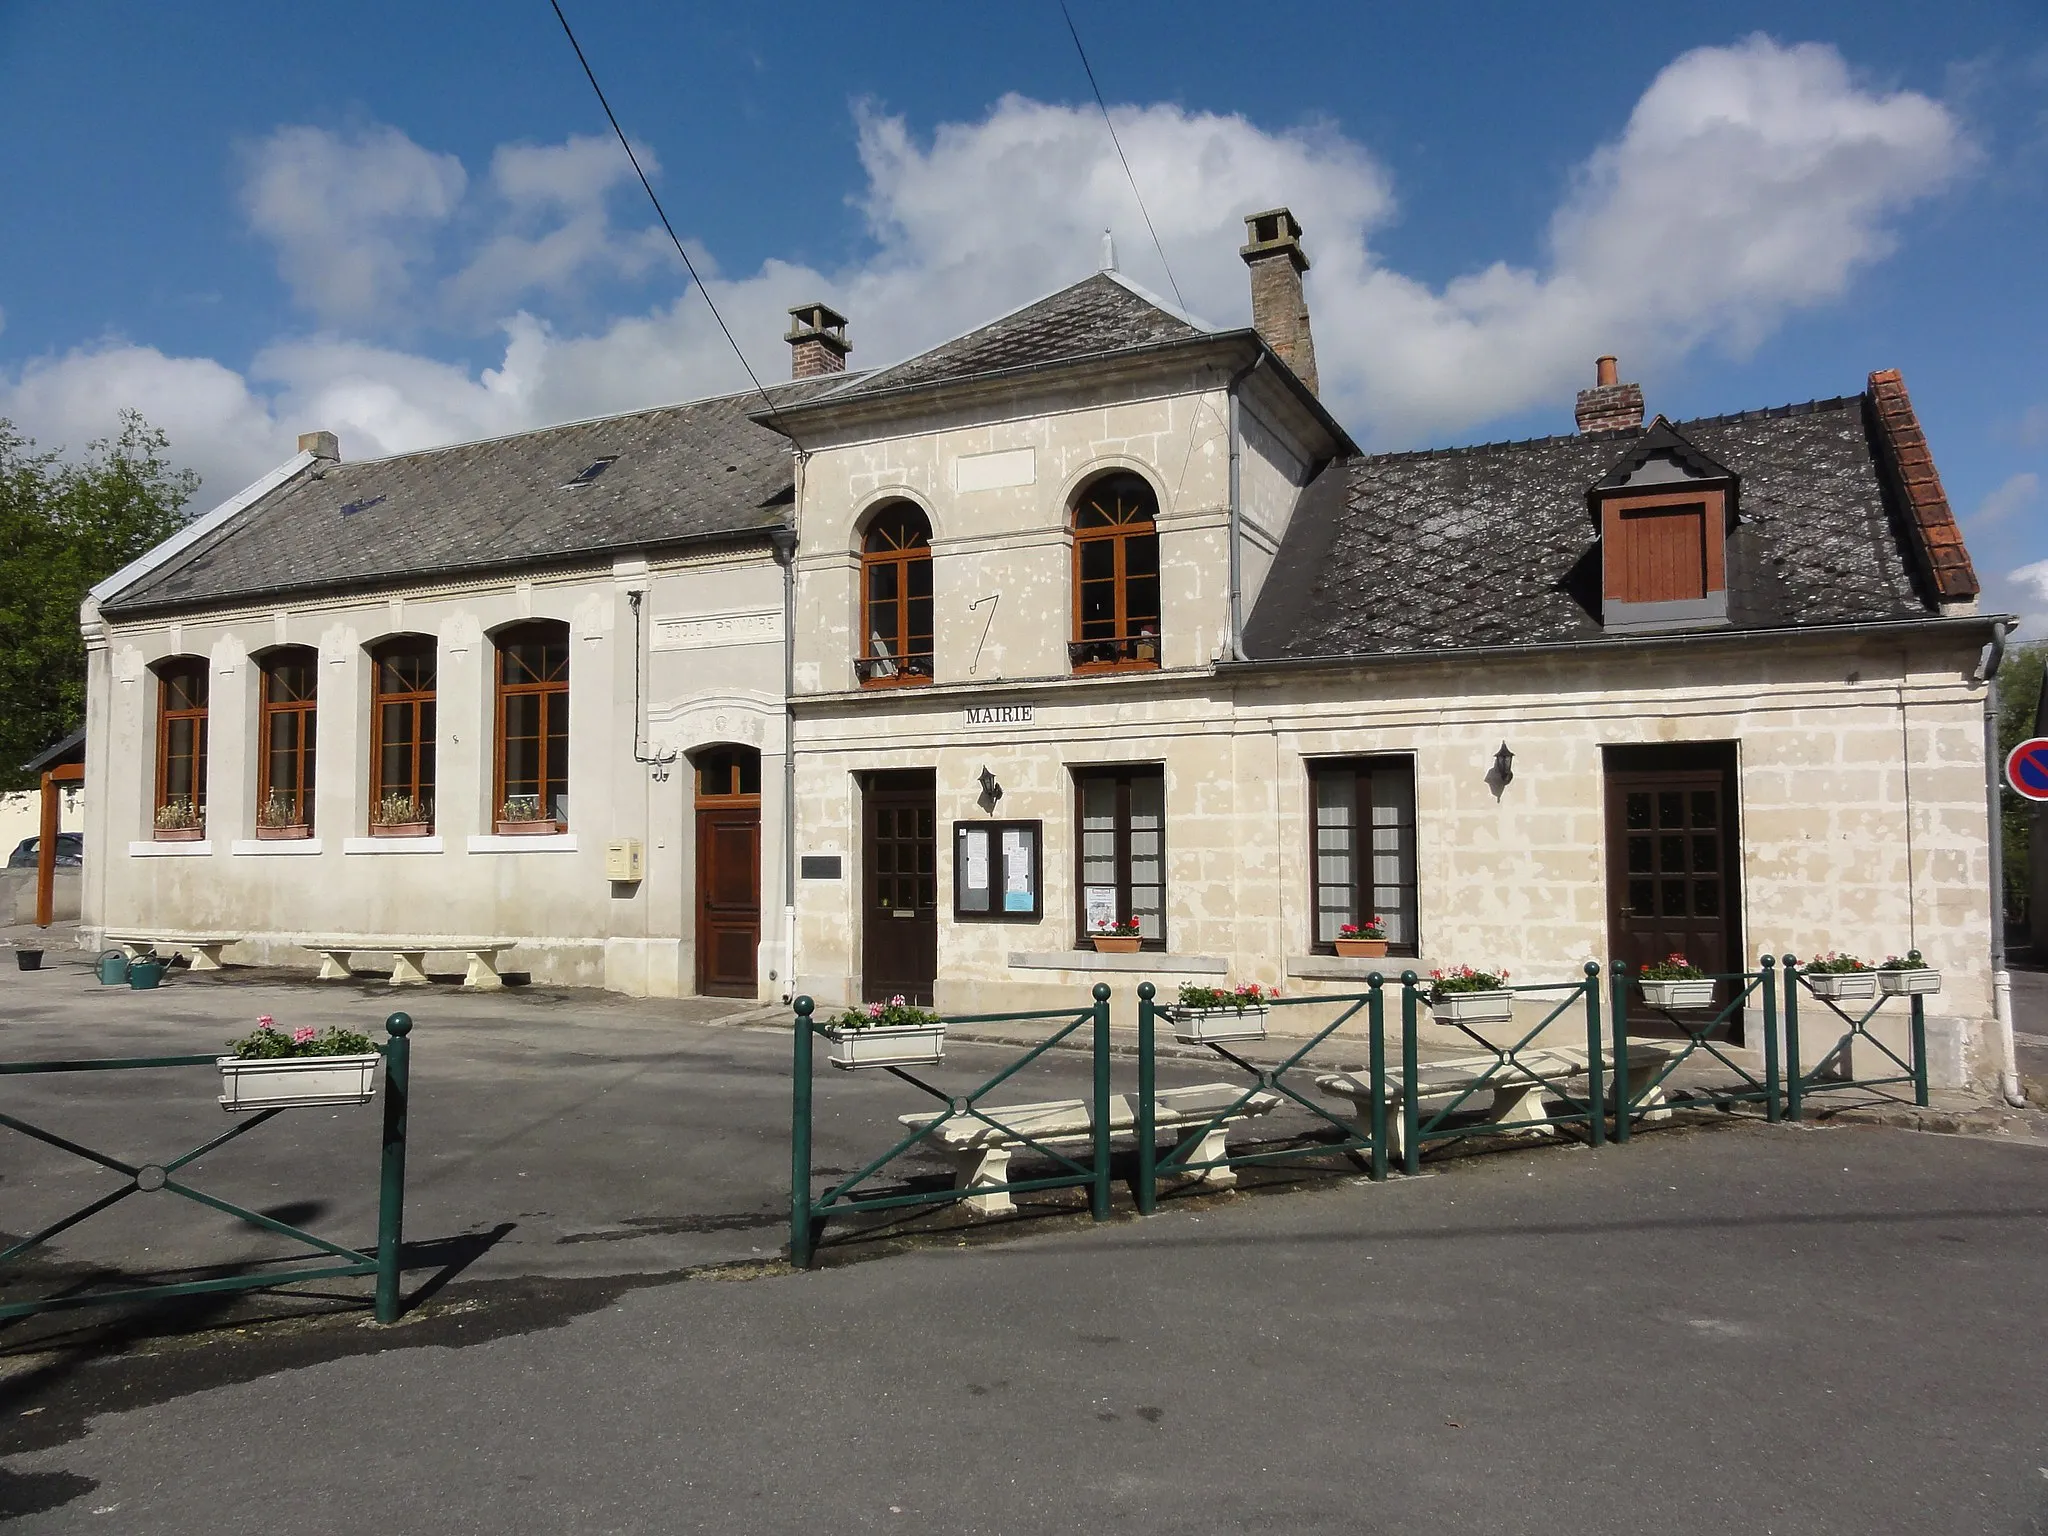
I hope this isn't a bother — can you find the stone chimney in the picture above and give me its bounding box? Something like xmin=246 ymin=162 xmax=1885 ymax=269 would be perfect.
xmin=297 ymin=430 xmax=340 ymax=461
xmin=786 ymin=302 xmax=850 ymax=379
xmin=1574 ymin=356 xmax=1644 ymax=434
xmin=1240 ymin=208 xmax=1318 ymax=396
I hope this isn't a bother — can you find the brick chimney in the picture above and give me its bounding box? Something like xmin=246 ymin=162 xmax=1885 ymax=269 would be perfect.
xmin=1240 ymin=208 xmax=1318 ymax=396
xmin=297 ymin=430 xmax=340 ymax=461
xmin=786 ymin=302 xmax=850 ymax=379
xmin=1574 ymin=356 xmax=1644 ymax=434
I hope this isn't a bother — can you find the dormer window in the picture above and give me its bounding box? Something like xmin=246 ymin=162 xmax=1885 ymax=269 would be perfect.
xmin=1589 ymin=417 xmax=1738 ymax=633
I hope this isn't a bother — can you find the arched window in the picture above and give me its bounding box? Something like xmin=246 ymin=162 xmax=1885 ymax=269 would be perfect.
xmin=256 ymin=647 xmax=318 ymax=834
xmin=153 ymin=657 xmax=209 ymax=837
xmin=370 ymin=636 xmax=436 ymax=833
xmin=1069 ymin=472 xmax=1160 ymax=671
xmin=856 ymin=502 xmax=934 ymax=685
xmin=495 ymin=620 xmax=569 ymax=831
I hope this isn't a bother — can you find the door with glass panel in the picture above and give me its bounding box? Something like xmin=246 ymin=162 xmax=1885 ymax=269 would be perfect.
xmin=1603 ymin=752 xmax=1741 ymax=1029
xmin=861 ymin=770 xmax=937 ymax=1005
xmin=1075 ymin=768 xmax=1165 ymax=947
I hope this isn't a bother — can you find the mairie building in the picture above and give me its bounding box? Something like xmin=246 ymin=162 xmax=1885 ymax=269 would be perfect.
xmin=80 ymin=209 xmax=2011 ymax=1090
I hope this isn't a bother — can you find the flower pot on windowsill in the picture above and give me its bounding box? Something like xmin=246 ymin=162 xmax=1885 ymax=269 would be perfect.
xmin=217 ymin=1053 xmax=381 ymax=1111
xmin=1333 ymin=938 xmax=1389 ymax=959
xmin=822 ymin=1023 xmax=946 ymax=1070
xmin=372 ymin=822 xmax=434 ymax=838
xmin=1877 ymin=968 xmax=1941 ymax=997
xmin=255 ymin=824 xmax=312 ymax=841
xmin=494 ymin=820 xmax=565 ymax=837
xmin=153 ymin=827 xmax=205 ymax=843
xmin=1091 ymin=935 xmax=1142 ymax=954
xmin=1805 ymin=971 xmax=1877 ymax=1001
xmin=1640 ymin=978 xmax=1716 ymax=1009
xmin=1428 ymin=989 xmax=1514 ymax=1024
xmin=1162 ymin=1005 xmax=1270 ymax=1045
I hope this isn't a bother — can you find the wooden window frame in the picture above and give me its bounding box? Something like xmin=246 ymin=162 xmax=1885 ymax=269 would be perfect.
xmin=857 ymin=503 xmax=935 ymax=687
xmin=1069 ymin=475 xmax=1161 ymax=674
xmin=1308 ymin=756 xmax=1420 ymax=957
xmin=493 ymin=621 xmax=570 ymax=831
xmin=1073 ymin=766 xmax=1167 ymax=949
xmin=369 ymin=636 xmax=437 ymax=833
xmin=1598 ymin=488 xmax=1727 ymax=606
xmin=693 ymin=745 xmax=763 ymax=805
xmin=255 ymin=648 xmax=318 ymax=833
xmin=153 ymin=657 xmax=209 ymax=835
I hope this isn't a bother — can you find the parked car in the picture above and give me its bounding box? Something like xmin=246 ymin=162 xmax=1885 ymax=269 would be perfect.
xmin=7 ymin=832 xmax=83 ymax=869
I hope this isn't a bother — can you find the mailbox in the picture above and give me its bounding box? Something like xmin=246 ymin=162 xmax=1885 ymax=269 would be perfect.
xmin=604 ymin=838 xmax=644 ymax=882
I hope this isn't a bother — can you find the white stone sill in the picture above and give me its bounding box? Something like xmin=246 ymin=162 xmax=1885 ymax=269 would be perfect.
xmin=342 ymin=836 xmax=446 ymax=855
xmin=1009 ymin=950 xmax=1227 ymax=975
xmin=229 ymin=839 xmax=326 ymax=856
xmin=1287 ymin=955 xmax=1433 ymax=982
xmin=128 ymin=840 xmax=212 ymax=857
xmin=466 ymin=833 xmax=579 ymax=854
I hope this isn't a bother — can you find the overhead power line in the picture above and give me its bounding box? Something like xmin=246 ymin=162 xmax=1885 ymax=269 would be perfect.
xmin=1058 ymin=1 xmax=1188 ymax=316
xmin=547 ymin=0 xmax=793 ymax=435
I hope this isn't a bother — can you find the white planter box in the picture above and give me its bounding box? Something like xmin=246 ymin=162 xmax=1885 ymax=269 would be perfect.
xmin=1877 ymin=968 xmax=1941 ymax=997
xmin=217 ymin=1054 xmax=380 ymax=1112
xmin=1428 ymin=989 xmax=1514 ymax=1024
xmin=1163 ymin=1005 xmax=1270 ymax=1044
xmin=1804 ymin=972 xmax=1878 ymax=1001
xmin=824 ymin=1024 xmax=946 ymax=1070
xmin=1640 ymin=978 xmax=1717 ymax=1009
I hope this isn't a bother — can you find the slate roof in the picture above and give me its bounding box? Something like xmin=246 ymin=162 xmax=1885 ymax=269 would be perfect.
xmin=1244 ymin=394 xmax=1944 ymax=660
xmin=827 ymin=271 xmax=1202 ymax=399
xmin=99 ymin=377 xmax=847 ymax=616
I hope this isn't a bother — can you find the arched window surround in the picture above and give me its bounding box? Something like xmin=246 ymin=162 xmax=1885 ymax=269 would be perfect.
xmin=493 ymin=619 xmax=570 ymax=832
xmin=255 ymin=646 xmax=319 ymax=835
xmin=152 ymin=656 xmax=209 ymax=838
xmin=369 ymin=634 xmax=437 ymax=834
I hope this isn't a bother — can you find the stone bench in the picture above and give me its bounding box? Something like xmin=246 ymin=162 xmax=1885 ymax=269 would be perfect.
xmin=104 ymin=932 xmax=239 ymax=972
xmin=1317 ymin=1044 xmax=1677 ymax=1163
xmin=899 ymin=1082 xmax=1283 ymax=1214
xmin=304 ymin=937 xmax=519 ymax=990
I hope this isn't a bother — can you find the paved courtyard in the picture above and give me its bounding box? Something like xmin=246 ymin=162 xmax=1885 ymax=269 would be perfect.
xmin=4 ymin=941 xmax=2047 ymax=1531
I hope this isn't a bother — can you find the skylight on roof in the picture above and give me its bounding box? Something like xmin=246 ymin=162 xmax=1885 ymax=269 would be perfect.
xmin=340 ymin=494 xmax=386 ymax=517
xmin=563 ymin=456 xmax=618 ymax=488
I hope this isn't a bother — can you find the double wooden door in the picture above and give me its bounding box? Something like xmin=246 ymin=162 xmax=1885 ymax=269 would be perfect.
xmin=861 ymin=771 xmax=937 ymax=1005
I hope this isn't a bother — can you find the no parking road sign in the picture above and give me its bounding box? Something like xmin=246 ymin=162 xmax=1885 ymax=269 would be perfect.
xmin=2008 ymin=738 xmax=2048 ymax=802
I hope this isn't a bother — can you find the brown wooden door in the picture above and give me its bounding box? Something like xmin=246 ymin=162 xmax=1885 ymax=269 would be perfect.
xmin=696 ymin=807 xmax=761 ymax=996
xmin=862 ymin=771 xmax=937 ymax=1005
xmin=1604 ymin=749 xmax=1741 ymax=1032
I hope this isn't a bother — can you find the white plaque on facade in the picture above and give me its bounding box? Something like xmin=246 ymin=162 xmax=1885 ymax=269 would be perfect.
xmin=963 ymin=703 xmax=1034 ymax=726
xmin=650 ymin=609 xmax=782 ymax=651
xmin=952 ymin=447 xmax=1036 ymax=493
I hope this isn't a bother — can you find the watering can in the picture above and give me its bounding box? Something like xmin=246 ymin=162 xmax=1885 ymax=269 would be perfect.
xmin=96 ymin=950 xmax=130 ymax=985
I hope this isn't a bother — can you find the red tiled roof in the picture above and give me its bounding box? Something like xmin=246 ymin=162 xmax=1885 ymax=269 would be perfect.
xmin=1866 ymin=369 xmax=1979 ymax=603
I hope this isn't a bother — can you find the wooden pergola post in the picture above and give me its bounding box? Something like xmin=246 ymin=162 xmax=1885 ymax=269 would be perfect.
xmin=36 ymin=762 xmax=83 ymax=928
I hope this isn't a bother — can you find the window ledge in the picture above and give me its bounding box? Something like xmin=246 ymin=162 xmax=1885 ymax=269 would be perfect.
xmin=1008 ymin=950 xmax=1227 ymax=975
xmin=466 ymin=832 xmax=579 ymax=854
xmin=129 ymin=839 xmax=213 ymax=858
xmin=1287 ymin=955 xmax=1432 ymax=981
xmin=342 ymin=836 xmax=446 ymax=855
xmin=230 ymin=838 xmax=325 ymax=857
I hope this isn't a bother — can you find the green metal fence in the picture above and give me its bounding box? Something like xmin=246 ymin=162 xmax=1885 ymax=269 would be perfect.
xmin=1393 ymin=965 xmax=1609 ymax=1176
xmin=0 ymin=1013 xmax=413 ymax=1324
xmin=1782 ymin=956 xmax=1929 ymax=1118
xmin=1135 ymin=979 xmax=1388 ymax=1213
xmin=788 ymin=988 xmax=1113 ymax=1268
xmin=1610 ymin=959 xmax=1781 ymax=1140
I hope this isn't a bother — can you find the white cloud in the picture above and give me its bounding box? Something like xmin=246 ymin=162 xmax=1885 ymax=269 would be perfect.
xmin=1972 ymin=471 xmax=2040 ymax=528
xmin=2013 ymin=559 xmax=2048 ymax=606
xmin=0 ymin=36 xmax=1976 ymax=503
xmin=238 ymin=124 xmax=466 ymax=325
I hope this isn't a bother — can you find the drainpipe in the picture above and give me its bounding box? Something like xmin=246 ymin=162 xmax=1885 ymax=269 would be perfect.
xmin=1225 ymin=355 xmax=1264 ymax=663
xmin=1978 ymin=619 xmax=2026 ymax=1105
xmin=772 ymin=518 xmax=800 ymax=1007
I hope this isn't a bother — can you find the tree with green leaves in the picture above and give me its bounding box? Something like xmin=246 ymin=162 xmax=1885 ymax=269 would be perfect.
xmin=1997 ymin=637 xmax=2047 ymax=924
xmin=0 ymin=411 xmax=198 ymax=792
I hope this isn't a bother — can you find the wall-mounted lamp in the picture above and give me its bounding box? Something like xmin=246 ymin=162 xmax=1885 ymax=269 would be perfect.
xmin=977 ymin=765 xmax=1004 ymax=813
xmin=1492 ymin=742 xmax=1515 ymax=787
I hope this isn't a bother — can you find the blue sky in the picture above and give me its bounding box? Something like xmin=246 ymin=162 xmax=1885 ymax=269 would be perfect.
xmin=2 ymin=1 xmax=2044 ymax=630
